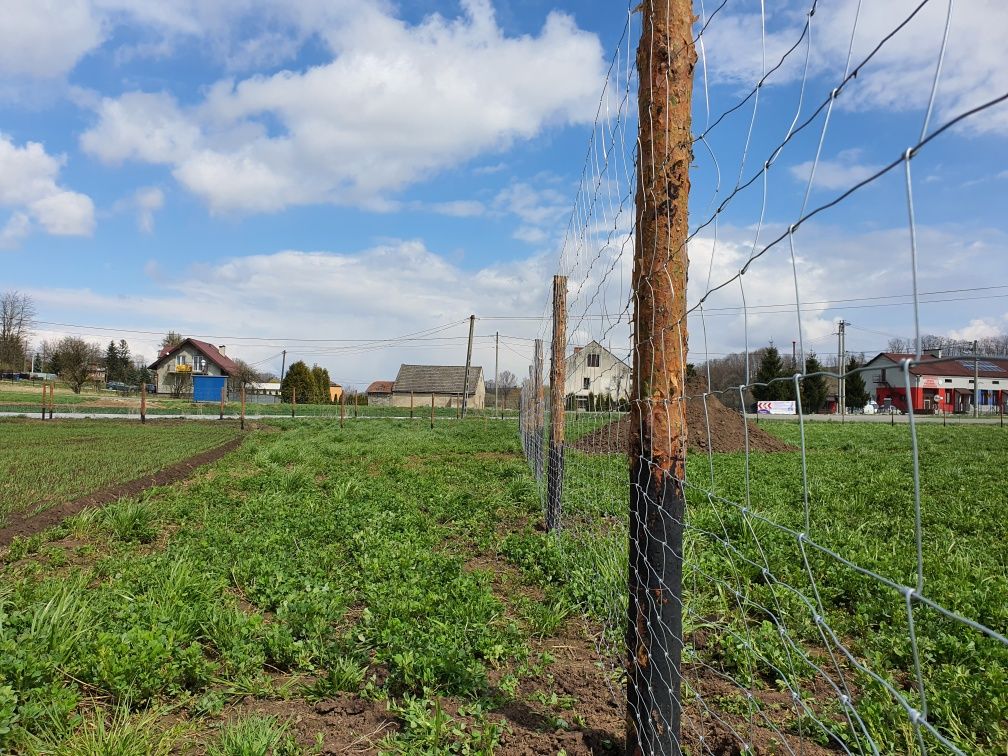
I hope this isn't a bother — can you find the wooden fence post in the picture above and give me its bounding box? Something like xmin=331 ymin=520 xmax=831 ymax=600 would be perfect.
xmin=431 ymin=393 xmax=435 ymax=429
xmin=546 ymin=275 xmax=567 ymax=532
xmin=41 ymin=382 xmax=46 ymax=420
xmin=410 ymin=391 xmax=414 ymax=419
xmin=626 ymin=2 xmax=694 ymax=753
xmin=141 ymin=382 xmax=147 ymax=424
xmin=220 ymin=385 xmax=225 ymax=420
xmin=48 ymin=383 xmax=54 ymax=420
xmin=340 ymin=393 xmax=345 ymax=428
xmin=292 ymin=387 xmax=296 ymax=418
xmin=240 ymin=385 xmax=246 ymax=431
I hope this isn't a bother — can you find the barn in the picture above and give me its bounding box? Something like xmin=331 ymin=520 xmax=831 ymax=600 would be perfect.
xmin=860 ymin=352 xmax=1008 ymax=414
xmin=366 ymin=380 xmax=395 ymax=406
xmin=389 ymin=364 xmax=485 ymax=409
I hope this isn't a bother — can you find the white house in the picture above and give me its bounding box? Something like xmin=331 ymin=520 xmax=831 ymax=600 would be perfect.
xmin=564 ymin=340 xmax=631 ymax=410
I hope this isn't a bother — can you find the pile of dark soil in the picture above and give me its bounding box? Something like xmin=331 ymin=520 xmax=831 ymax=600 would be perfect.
xmin=572 ymin=380 xmax=792 ymax=455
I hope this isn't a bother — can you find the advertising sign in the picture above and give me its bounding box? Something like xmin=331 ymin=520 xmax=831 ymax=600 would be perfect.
xmin=757 ymin=400 xmax=797 ymax=415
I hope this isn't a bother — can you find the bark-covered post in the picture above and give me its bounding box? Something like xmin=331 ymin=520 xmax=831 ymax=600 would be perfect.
xmin=546 ymin=275 xmax=567 ymax=532
xmin=48 ymin=383 xmax=54 ymax=420
xmin=41 ymin=382 xmax=46 ymax=420
xmin=627 ymin=2 xmax=694 ymax=754
xmin=220 ymin=386 xmax=225 ymax=420
xmin=340 ymin=393 xmax=345 ymax=429
xmin=240 ymin=385 xmax=246 ymax=431
xmin=430 ymin=393 xmax=435 ymax=429
xmin=140 ymin=381 xmax=147 ymax=424
xmin=291 ymin=387 xmax=296 ymax=419
xmin=533 ymin=338 xmax=545 ymax=482
xmin=410 ymin=391 xmax=414 ymax=419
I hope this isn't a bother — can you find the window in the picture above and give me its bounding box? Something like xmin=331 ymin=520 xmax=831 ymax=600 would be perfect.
xmin=944 ymin=378 xmax=953 ymax=383
xmin=194 ymin=355 xmax=207 ymax=373
xmin=175 ymin=355 xmax=187 ymax=365
xmin=587 ymin=353 xmax=600 ymax=368
xmin=583 ymin=377 xmax=590 ymax=390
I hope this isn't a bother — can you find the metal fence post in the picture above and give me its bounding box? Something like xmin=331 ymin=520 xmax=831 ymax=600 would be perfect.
xmin=627 ymin=1 xmax=694 ymax=753
xmin=547 ymin=275 xmax=567 ymax=532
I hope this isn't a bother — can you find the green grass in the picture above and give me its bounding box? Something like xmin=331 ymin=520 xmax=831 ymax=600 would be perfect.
xmin=0 ymin=418 xmax=239 ymax=523
xmin=507 ymin=421 xmax=1008 ymax=754
xmin=0 ymin=417 xmax=1004 ymax=754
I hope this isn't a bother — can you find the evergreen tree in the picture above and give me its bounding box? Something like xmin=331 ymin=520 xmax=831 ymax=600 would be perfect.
xmin=800 ymin=353 xmax=829 ymax=413
xmin=311 ymin=365 xmax=331 ymax=404
xmin=752 ymin=345 xmax=789 ymax=401
xmin=105 ymin=340 xmax=122 ymax=383
xmin=281 ymin=361 xmax=314 ymax=404
xmin=846 ymin=356 xmax=870 ymax=409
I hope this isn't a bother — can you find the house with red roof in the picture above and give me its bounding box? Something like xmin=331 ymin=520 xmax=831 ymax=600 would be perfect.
xmin=861 ymin=351 xmax=1008 ymax=414
xmin=148 ymin=339 xmax=239 ymax=396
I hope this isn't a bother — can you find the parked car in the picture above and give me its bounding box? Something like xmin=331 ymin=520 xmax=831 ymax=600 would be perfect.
xmin=106 ymin=381 xmax=136 ymax=394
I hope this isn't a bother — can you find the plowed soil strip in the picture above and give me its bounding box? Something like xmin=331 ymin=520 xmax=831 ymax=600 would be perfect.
xmin=0 ymin=435 xmax=245 ymax=547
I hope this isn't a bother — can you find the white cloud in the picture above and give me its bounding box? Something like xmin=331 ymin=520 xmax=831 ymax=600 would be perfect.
xmin=947 ymin=318 xmax=1006 ymax=342
xmin=0 ymin=0 xmax=104 ymax=78
xmin=789 ymin=148 xmax=881 ymax=191
xmin=80 ymin=2 xmax=605 ymax=213
xmin=134 ymin=186 xmax=165 ymax=232
xmin=699 ymin=1 xmax=1008 ymax=134
xmin=0 ymin=134 xmax=95 ymax=247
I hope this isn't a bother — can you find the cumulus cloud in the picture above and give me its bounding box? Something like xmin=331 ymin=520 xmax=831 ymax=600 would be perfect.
xmin=698 ymin=0 xmax=1008 ymax=134
xmin=789 ymin=148 xmax=881 ymax=191
xmin=80 ymin=2 xmax=605 ymax=213
xmin=0 ymin=134 xmax=95 ymax=247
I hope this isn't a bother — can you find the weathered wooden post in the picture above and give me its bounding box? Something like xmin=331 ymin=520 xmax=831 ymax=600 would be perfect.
xmin=220 ymin=385 xmax=225 ymax=420
xmin=627 ymin=2 xmax=694 ymax=754
xmin=48 ymin=383 xmax=54 ymax=420
xmin=340 ymin=393 xmax=345 ymax=429
xmin=410 ymin=391 xmax=414 ymax=419
xmin=292 ymin=387 xmax=296 ymax=418
xmin=140 ymin=382 xmax=147 ymax=424
xmin=547 ymin=275 xmax=567 ymax=532
xmin=240 ymin=386 xmax=246 ymax=431
xmin=430 ymin=393 xmax=435 ymax=430
xmin=41 ymin=382 xmax=46 ymax=420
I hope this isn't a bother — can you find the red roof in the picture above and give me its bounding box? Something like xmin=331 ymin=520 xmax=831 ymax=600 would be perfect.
xmin=366 ymin=380 xmax=395 ymax=394
xmin=150 ymin=338 xmax=239 ymax=375
xmin=866 ymin=352 xmax=1008 ymax=379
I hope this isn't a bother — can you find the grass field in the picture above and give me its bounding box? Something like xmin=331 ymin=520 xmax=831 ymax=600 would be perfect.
xmin=0 ymin=418 xmax=1004 ymax=753
xmin=0 ymin=419 xmax=240 ymax=524
xmin=0 ymin=382 xmax=518 ymax=419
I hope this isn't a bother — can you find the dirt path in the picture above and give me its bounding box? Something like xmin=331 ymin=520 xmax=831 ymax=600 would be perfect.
xmin=0 ymin=435 xmax=246 ymax=547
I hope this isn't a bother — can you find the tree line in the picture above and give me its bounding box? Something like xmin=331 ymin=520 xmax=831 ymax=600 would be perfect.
xmin=279 ymin=361 xmax=334 ymax=404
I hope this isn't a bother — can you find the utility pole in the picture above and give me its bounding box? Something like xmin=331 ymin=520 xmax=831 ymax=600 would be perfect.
xmin=627 ymin=2 xmax=694 ymax=754
xmin=495 ymin=332 xmax=499 ymax=417
xmin=280 ymin=350 xmax=287 ymax=382
xmin=837 ymin=320 xmax=848 ymax=416
xmin=974 ymin=339 xmax=980 ymax=418
xmin=461 ymin=315 xmax=475 ymax=418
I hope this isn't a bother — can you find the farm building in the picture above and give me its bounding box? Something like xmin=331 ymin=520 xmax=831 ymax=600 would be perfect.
xmin=366 ymin=380 xmax=395 ymax=406
xmin=390 ymin=364 xmax=485 ymax=409
xmin=564 ymin=340 xmax=631 ymax=410
xmin=148 ymin=339 xmax=238 ymax=397
xmin=861 ymin=352 xmax=1008 ymax=414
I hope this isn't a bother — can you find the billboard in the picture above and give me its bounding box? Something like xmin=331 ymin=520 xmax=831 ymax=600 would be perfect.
xmin=756 ymin=400 xmax=796 ymax=415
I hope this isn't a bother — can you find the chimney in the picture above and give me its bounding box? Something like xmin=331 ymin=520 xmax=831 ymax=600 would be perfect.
xmin=574 ymin=347 xmax=583 ymax=355
xmin=217 ymin=345 xmax=226 ymax=356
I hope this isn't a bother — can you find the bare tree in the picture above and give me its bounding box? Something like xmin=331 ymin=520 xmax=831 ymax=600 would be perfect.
xmin=0 ymin=290 xmax=36 ymax=372
xmin=54 ymin=337 xmax=101 ymax=394
xmin=499 ymin=369 xmax=517 ymax=390
xmin=159 ymin=331 xmax=185 ymax=352
xmin=230 ymin=359 xmax=265 ymax=392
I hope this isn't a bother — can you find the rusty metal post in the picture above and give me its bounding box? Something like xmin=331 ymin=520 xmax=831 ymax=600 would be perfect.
xmin=547 ymin=275 xmax=567 ymax=532
xmin=140 ymin=381 xmax=147 ymax=424
xmin=533 ymin=338 xmax=544 ymax=482
xmin=627 ymin=2 xmax=694 ymax=754
xmin=240 ymin=385 xmax=246 ymax=431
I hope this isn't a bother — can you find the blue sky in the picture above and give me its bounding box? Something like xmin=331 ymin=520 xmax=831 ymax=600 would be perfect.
xmin=1 ymin=0 xmax=1006 ymax=386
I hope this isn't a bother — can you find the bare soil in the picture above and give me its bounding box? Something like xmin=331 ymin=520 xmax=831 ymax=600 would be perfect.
xmin=0 ymin=435 xmax=246 ymax=547
xmin=573 ymin=381 xmax=792 ymax=455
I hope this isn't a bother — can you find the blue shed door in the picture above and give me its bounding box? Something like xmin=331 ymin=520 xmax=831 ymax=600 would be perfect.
xmin=193 ymin=375 xmax=227 ymax=403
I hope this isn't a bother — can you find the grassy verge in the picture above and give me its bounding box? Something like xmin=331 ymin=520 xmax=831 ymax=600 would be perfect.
xmin=0 ymin=419 xmax=240 ymax=524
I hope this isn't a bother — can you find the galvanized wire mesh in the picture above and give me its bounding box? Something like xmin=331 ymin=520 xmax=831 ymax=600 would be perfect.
xmin=519 ymin=1 xmax=1008 ymax=753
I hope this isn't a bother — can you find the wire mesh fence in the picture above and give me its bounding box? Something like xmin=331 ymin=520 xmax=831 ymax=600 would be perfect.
xmin=519 ymin=1 xmax=1007 ymax=753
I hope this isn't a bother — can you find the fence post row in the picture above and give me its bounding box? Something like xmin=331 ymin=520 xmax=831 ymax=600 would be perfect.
xmin=533 ymin=338 xmax=544 ymax=483
xmin=626 ymin=1 xmax=694 ymax=754
xmin=546 ymin=275 xmax=567 ymax=532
